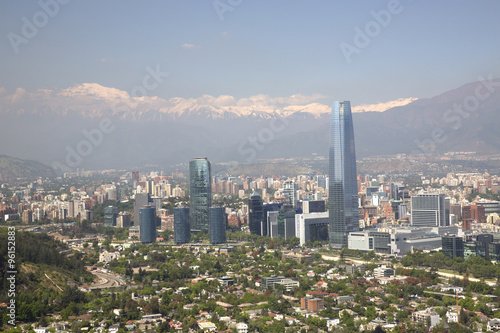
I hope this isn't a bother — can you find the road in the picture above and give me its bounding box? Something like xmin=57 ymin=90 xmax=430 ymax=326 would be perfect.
xmin=321 ymin=254 xmax=391 ymax=265
xmin=321 ymin=254 xmax=497 ymax=286
xmin=87 ymin=271 xmax=127 ymax=290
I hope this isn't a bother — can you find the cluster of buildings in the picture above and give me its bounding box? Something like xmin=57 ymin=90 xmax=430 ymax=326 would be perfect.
xmin=3 ymin=99 xmax=500 ymax=257
xmin=0 ymin=181 xmax=120 ymax=224
xmin=171 ymin=158 xmax=227 ymax=245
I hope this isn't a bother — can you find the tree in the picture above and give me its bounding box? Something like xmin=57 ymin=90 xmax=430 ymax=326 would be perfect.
xmin=366 ymin=306 xmax=377 ymax=322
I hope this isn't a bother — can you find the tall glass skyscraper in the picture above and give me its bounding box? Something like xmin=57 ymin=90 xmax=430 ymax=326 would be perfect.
xmin=209 ymin=207 xmax=227 ymax=244
xmin=140 ymin=205 xmax=156 ymax=244
xmin=248 ymin=191 xmax=264 ymax=235
xmin=174 ymin=207 xmax=191 ymax=244
xmin=329 ymin=101 xmax=359 ymax=248
xmin=189 ymin=158 xmax=212 ymax=233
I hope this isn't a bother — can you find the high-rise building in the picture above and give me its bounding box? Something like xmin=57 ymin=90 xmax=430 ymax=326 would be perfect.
xmin=22 ymin=209 xmax=33 ymax=224
xmin=132 ymin=170 xmax=139 ymax=188
xmin=248 ymin=191 xmax=264 ymax=235
xmin=140 ymin=205 xmax=156 ymax=243
xmin=151 ymin=196 xmax=162 ymax=218
xmin=146 ymin=179 xmax=154 ymax=196
xmin=315 ymin=175 xmax=327 ymax=189
xmin=283 ymin=180 xmax=298 ymax=206
xmin=302 ymin=200 xmax=326 ymax=214
xmin=209 ymin=207 xmax=226 ymax=244
xmin=189 ymin=158 xmax=212 ymax=233
xmin=174 ymin=208 xmax=190 ymax=244
xmin=263 ymin=203 xmax=282 ymax=237
xmin=68 ymin=200 xmax=75 ymax=218
xmin=442 ymin=235 xmax=464 ymax=258
xmin=411 ymin=193 xmax=449 ymax=227
xmin=134 ymin=193 xmax=152 ymax=226
xmin=104 ymin=206 xmax=119 ymax=227
xmin=117 ymin=212 xmax=131 ymax=228
xmin=277 ymin=204 xmax=296 ymax=240
xmin=329 ymin=101 xmax=359 ymax=248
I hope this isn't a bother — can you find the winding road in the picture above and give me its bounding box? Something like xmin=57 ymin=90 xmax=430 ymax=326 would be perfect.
xmin=87 ymin=271 xmax=127 ymax=290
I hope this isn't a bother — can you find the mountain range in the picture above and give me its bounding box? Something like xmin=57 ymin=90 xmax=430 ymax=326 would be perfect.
xmin=0 ymin=77 xmax=499 ymax=172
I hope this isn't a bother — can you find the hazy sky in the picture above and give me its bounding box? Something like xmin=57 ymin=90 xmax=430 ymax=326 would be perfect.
xmin=1 ymin=0 xmax=500 ymax=105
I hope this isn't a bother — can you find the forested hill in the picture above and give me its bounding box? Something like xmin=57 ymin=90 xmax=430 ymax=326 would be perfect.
xmin=0 ymin=229 xmax=92 ymax=326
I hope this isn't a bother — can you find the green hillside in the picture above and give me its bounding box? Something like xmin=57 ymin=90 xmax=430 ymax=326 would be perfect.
xmin=0 ymin=229 xmax=92 ymax=327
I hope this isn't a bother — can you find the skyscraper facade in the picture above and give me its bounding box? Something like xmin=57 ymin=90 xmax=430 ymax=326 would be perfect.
xmin=329 ymin=101 xmax=359 ymax=248
xmin=132 ymin=170 xmax=139 ymax=188
xmin=174 ymin=207 xmax=191 ymax=244
xmin=411 ymin=193 xmax=449 ymax=227
xmin=189 ymin=158 xmax=212 ymax=233
xmin=104 ymin=205 xmax=118 ymax=227
xmin=134 ymin=193 xmax=152 ymax=226
xmin=140 ymin=205 xmax=156 ymax=243
xmin=277 ymin=204 xmax=296 ymax=240
xmin=248 ymin=191 xmax=264 ymax=235
xmin=263 ymin=203 xmax=282 ymax=237
xmin=209 ymin=207 xmax=226 ymax=244
xmin=283 ymin=180 xmax=298 ymax=206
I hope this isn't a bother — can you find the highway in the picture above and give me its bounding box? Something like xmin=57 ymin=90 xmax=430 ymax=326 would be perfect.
xmin=87 ymin=271 xmax=127 ymax=290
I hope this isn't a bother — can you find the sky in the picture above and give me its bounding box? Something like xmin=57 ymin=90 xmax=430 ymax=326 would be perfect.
xmin=1 ymin=0 xmax=500 ymax=105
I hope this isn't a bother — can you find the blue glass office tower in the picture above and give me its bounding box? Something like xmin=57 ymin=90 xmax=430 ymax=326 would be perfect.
xmin=189 ymin=158 xmax=212 ymax=233
xmin=209 ymin=207 xmax=226 ymax=244
xmin=248 ymin=191 xmax=264 ymax=235
xmin=174 ymin=208 xmax=191 ymax=244
xmin=140 ymin=205 xmax=156 ymax=244
xmin=329 ymin=101 xmax=359 ymax=248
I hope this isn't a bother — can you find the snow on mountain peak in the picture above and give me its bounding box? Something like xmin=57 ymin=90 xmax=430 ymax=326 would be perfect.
xmin=352 ymin=97 xmax=418 ymax=113
xmin=0 ymin=83 xmax=415 ymax=120
xmin=59 ymin=83 xmax=130 ymax=100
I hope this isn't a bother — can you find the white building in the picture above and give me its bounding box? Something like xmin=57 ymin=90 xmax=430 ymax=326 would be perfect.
xmin=446 ymin=306 xmax=460 ymax=323
xmin=413 ymin=308 xmax=440 ymax=329
xmin=198 ymin=321 xmax=217 ymax=331
xmin=295 ymin=212 xmax=329 ymax=245
xmin=99 ymin=250 xmax=122 ymax=263
xmin=236 ymin=322 xmax=248 ymax=333
xmin=487 ymin=319 xmax=500 ymax=331
xmin=373 ymin=265 xmax=394 ymax=278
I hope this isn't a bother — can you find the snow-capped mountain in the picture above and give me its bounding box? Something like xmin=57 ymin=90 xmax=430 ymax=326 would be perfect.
xmin=0 ymin=83 xmax=414 ymax=121
xmin=2 ymin=79 xmax=498 ymax=171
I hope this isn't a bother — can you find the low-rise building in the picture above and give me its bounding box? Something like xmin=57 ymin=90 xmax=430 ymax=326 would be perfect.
xmin=487 ymin=319 xmax=500 ymax=331
xmin=218 ymin=276 xmax=234 ymax=286
xmin=236 ymin=322 xmax=248 ymax=333
xmin=413 ymin=308 xmax=440 ymax=329
xmin=373 ymin=265 xmax=394 ymax=278
xmin=301 ymin=297 xmax=324 ymax=312
xmin=262 ymin=276 xmax=299 ymax=291
xmin=99 ymin=250 xmax=122 ymax=263
xmin=446 ymin=306 xmax=461 ymax=323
